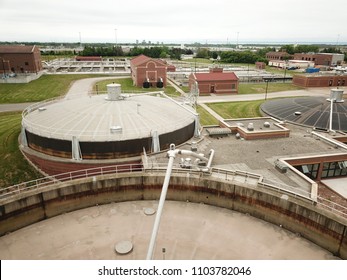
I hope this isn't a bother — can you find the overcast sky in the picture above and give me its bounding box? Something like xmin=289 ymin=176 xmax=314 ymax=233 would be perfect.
xmin=1 ymin=0 xmax=346 ymax=44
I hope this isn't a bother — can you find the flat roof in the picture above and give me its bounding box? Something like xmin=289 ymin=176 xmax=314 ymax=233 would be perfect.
xmin=149 ymin=122 xmax=345 ymax=195
xmin=223 ymin=117 xmax=286 ymax=132
xmin=192 ymin=72 xmax=238 ymax=82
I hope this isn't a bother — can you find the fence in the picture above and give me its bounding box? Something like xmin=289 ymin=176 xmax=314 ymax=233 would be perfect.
xmin=1 ymin=163 xmax=346 ymax=219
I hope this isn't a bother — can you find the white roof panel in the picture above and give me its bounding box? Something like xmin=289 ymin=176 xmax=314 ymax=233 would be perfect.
xmin=23 ymin=94 xmax=195 ymax=142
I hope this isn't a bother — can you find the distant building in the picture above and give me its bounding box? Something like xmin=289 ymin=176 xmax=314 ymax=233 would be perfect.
xmin=255 ymin=62 xmax=266 ymax=70
xmin=265 ymin=51 xmax=291 ymax=61
xmin=268 ymin=60 xmax=314 ymax=69
xmin=293 ymin=74 xmax=347 ymax=87
xmin=189 ymin=68 xmax=239 ymax=95
xmin=293 ymin=53 xmax=344 ymax=67
xmin=130 ymin=54 xmax=167 ymax=88
xmin=0 ymin=45 xmax=42 ymax=74
xmin=75 ymin=56 xmax=102 ymax=61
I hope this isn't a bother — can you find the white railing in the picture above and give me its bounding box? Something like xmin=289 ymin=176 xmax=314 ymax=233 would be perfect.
xmin=1 ymin=164 xmax=346 ymax=219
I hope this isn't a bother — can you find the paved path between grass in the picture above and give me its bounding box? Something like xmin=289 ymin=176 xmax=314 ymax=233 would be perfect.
xmin=64 ymin=76 xmax=130 ymax=99
xmin=0 ymin=103 xmax=36 ymax=113
xmin=197 ymin=86 xmax=347 ymax=104
xmin=1 ymin=78 xmax=346 ymax=113
xmin=0 ymin=76 xmax=129 ymax=113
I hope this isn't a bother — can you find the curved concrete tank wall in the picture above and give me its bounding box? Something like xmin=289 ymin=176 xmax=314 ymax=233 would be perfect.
xmin=0 ymin=172 xmax=346 ymax=259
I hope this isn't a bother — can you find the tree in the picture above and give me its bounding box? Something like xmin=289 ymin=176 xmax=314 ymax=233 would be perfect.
xmin=320 ymin=47 xmax=342 ymax=54
xmin=279 ymin=45 xmax=295 ymax=54
xmin=195 ymin=48 xmax=209 ymax=59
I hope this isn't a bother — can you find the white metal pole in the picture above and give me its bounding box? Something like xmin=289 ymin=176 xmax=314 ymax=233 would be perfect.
xmin=329 ymin=98 xmax=334 ymax=132
xmin=146 ymin=144 xmax=177 ymax=260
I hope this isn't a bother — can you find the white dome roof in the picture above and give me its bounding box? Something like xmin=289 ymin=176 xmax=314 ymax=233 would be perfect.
xmin=22 ymin=94 xmax=196 ymax=142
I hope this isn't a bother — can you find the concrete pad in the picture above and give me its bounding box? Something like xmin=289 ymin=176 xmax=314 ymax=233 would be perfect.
xmin=0 ymin=201 xmax=338 ymax=260
xmin=321 ymin=178 xmax=347 ymax=199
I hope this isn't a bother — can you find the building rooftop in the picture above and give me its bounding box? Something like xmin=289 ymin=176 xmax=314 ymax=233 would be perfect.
xmin=0 ymin=45 xmax=37 ymax=54
xmin=148 ymin=121 xmax=347 ymax=198
xmin=191 ymin=72 xmax=239 ymax=82
xmin=130 ymin=54 xmax=166 ymax=67
xmin=22 ymin=93 xmax=196 ymax=141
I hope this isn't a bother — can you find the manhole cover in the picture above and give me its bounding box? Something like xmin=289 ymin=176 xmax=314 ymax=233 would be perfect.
xmin=115 ymin=240 xmax=133 ymax=255
xmin=144 ymin=207 xmax=156 ymax=216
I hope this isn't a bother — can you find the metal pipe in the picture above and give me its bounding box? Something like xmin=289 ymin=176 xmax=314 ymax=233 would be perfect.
xmin=206 ymin=149 xmax=215 ymax=169
xmin=329 ymin=98 xmax=335 ymax=132
xmin=178 ymin=150 xmax=208 ymax=162
xmin=146 ymin=145 xmax=214 ymax=259
xmin=146 ymin=144 xmax=177 ymax=260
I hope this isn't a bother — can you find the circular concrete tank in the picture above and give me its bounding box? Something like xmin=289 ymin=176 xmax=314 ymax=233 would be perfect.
xmin=20 ymin=87 xmax=197 ymax=174
xmin=0 ymin=201 xmax=339 ymax=260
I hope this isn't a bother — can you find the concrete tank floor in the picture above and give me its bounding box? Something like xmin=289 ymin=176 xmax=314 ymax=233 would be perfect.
xmin=0 ymin=201 xmax=339 ymax=260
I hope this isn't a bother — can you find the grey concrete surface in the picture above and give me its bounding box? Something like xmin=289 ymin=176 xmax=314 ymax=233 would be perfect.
xmin=0 ymin=201 xmax=338 ymax=260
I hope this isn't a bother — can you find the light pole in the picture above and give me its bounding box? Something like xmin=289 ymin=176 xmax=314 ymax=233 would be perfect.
xmin=1 ymin=57 xmax=6 ymax=77
xmin=264 ymin=78 xmax=270 ymax=100
xmin=283 ymin=61 xmax=287 ymax=83
xmin=114 ymin=28 xmax=117 ymax=46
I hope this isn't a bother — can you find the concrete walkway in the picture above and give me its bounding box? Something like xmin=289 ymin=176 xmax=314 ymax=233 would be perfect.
xmin=0 ymin=103 xmax=36 ymax=113
xmin=0 ymin=76 xmax=129 ymax=113
xmin=64 ymin=76 xmax=130 ymax=99
xmin=197 ymin=86 xmax=345 ymax=104
xmin=1 ymin=78 xmax=345 ymax=113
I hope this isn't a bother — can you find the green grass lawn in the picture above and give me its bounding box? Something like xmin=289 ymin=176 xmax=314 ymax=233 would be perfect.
xmin=238 ymin=83 xmax=303 ymax=94
xmin=0 ymin=112 xmax=41 ymax=188
xmin=207 ymin=100 xmax=264 ymax=119
xmin=197 ymin=106 xmax=219 ymax=126
xmin=0 ymin=74 xmax=107 ymax=103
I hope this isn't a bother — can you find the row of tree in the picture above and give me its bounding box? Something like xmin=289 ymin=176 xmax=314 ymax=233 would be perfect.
xmin=78 ymin=45 xmax=193 ymax=60
xmin=80 ymin=45 xmax=124 ymax=57
xmin=42 ymin=44 xmax=346 ymax=64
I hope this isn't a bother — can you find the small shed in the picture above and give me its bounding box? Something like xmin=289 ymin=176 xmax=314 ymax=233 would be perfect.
xmin=255 ymin=62 xmax=266 ymax=70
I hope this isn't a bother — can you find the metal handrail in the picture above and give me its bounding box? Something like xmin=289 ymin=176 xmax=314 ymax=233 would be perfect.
xmin=1 ymin=164 xmax=346 ymax=218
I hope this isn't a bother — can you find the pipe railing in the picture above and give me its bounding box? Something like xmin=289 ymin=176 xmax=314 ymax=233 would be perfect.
xmin=1 ymin=164 xmax=346 ymax=218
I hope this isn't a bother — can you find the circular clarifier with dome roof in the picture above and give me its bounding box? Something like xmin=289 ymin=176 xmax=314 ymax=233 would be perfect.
xmin=21 ymin=84 xmax=197 ymax=174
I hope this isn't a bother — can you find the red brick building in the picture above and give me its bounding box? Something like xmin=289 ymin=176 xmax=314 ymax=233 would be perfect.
xmin=130 ymin=54 xmax=167 ymax=88
xmin=0 ymin=45 xmax=42 ymax=74
xmin=293 ymin=53 xmax=344 ymax=66
xmin=189 ymin=68 xmax=239 ymax=95
xmin=266 ymin=51 xmax=291 ymax=61
xmin=255 ymin=62 xmax=266 ymax=69
xmin=293 ymin=74 xmax=347 ymax=87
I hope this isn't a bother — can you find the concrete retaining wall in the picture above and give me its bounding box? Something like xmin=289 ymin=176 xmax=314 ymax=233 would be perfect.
xmin=0 ymin=172 xmax=346 ymax=259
